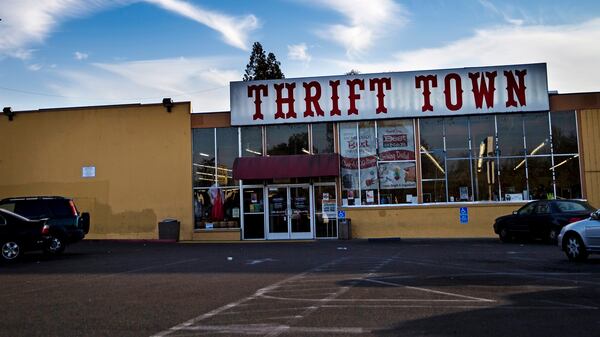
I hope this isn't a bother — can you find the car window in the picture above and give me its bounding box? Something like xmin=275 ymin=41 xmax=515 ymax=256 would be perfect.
xmin=0 ymin=214 xmax=6 ymax=225
xmin=14 ymin=200 xmax=51 ymax=219
xmin=47 ymin=200 xmax=74 ymax=217
xmin=555 ymin=201 xmax=593 ymax=212
xmin=535 ymin=202 xmax=550 ymax=214
xmin=518 ymin=202 xmax=537 ymax=215
xmin=0 ymin=202 xmax=16 ymax=213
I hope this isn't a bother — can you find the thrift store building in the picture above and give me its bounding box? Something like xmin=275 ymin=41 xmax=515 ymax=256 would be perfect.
xmin=1 ymin=62 xmax=599 ymax=241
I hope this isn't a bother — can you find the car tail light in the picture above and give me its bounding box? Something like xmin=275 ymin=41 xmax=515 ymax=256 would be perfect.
xmin=568 ymin=217 xmax=583 ymax=223
xmin=69 ymin=200 xmax=78 ymax=216
xmin=41 ymin=224 xmax=50 ymax=235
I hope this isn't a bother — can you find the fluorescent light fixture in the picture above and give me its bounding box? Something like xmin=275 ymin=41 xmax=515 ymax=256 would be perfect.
xmin=302 ymin=148 xmax=311 ymax=154
xmin=514 ymin=141 xmax=547 ymax=171
xmin=477 ymin=141 xmax=485 ymax=172
xmin=420 ymin=146 xmax=445 ymax=174
xmin=192 ymin=163 xmax=232 ymax=172
xmin=199 ymin=152 xmax=210 ymax=157
xmin=196 ymin=172 xmax=231 ymax=179
xmin=245 ymin=148 xmax=262 ymax=155
xmin=549 ymin=154 xmax=579 ymax=170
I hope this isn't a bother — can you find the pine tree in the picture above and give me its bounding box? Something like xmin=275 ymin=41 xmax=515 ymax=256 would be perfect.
xmin=243 ymin=42 xmax=284 ymax=81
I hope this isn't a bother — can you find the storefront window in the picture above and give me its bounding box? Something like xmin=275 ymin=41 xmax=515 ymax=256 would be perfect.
xmin=444 ymin=117 xmax=469 ymax=158
xmin=447 ymin=159 xmax=472 ymax=202
xmin=377 ymin=119 xmax=417 ymax=204
xmin=241 ymin=126 xmax=263 ymax=157
xmin=192 ymin=128 xmax=215 ymax=187
xmin=193 ymin=187 xmax=240 ymax=229
xmin=554 ymin=155 xmax=582 ymax=199
xmin=527 ymin=157 xmax=554 ymax=199
xmin=312 ymin=123 xmax=335 ymax=154
xmin=551 ymin=111 xmax=578 ymax=154
xmin=266 ymin=124 xmax=309 ymax=155
xmin=216 ymin=128 xmax=238 ymax=186
xmin=497 ymin=114 xmax=525 ymax=157
xmin=499 ymin=157 xmax=528 ymax=201
xmin=339 ymin=122 xmax=359 ymax=205
xmin=359 ymin=121 xmax=377 ymax=205
xmin=524 ymin=113 xmax=551 ymax=155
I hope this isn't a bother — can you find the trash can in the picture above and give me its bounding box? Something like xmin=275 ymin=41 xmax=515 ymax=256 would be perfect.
xmin=338 ymin=218 xmax=351 ymax=240
xmin=158 ymin=218 xmax=180 ymax=241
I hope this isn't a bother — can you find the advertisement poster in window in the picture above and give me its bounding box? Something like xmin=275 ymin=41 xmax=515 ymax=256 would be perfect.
xmin=340 ymin=126 xmax=359 ymax=191
xmin=377 ymin=121 xmax=415 ymax=161
xmin=378 ymin=162 xmax=417 ymax=189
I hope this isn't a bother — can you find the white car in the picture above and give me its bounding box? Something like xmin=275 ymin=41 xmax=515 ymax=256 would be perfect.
xmin=558 ymin=209 xmax=600 ymax=261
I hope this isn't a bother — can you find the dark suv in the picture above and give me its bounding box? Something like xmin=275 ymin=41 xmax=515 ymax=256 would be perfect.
xmin=0 ymin=196 xmax=90 ymax=254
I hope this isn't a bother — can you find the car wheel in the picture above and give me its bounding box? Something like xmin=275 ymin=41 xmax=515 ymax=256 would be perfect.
xmin=1 ymin=240 xmax=22 ymax=262
xmin=564 ymin=234 xmax=588 ymax=262
xmin=44 ymin=236 xmax=66 ymax=254
xmin=499 ymin=227 xmax=511 ymax=243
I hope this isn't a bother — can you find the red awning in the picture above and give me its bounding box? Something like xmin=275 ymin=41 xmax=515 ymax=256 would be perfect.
xmin=233 ymin=154 xmax=340 ymax=180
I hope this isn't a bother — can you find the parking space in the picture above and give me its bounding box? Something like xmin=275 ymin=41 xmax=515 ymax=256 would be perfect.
xmin=2 ymin=239 xmax=599 ymax=337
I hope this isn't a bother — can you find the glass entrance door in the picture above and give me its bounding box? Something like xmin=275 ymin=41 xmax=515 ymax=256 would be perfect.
xmin=267 ymin=185 xmax=313 ymax=239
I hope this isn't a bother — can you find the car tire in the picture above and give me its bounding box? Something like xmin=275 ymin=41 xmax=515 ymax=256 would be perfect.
xmin=1 ymin=240 xmax=22 ymax=262
xmin=44 ymin=236 xmax=66 ymax=254
xmin=563 ymin=234 xmax=588 ymax=262
xmin=499 ymin=227 xmax=511 ymax=243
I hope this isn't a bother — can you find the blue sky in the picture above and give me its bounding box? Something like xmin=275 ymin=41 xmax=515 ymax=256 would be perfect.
xmin=1 ymin=0 xmax=600 ymax=112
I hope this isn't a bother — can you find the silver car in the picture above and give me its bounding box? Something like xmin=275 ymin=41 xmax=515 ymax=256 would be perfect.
xmin=558 ymin=209 xmax=600 ymax=261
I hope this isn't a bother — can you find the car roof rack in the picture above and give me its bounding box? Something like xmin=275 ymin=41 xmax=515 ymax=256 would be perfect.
xmin=0 ymin=196 xmax=67 ymax=202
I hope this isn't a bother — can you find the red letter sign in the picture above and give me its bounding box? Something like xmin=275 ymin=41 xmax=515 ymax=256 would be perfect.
xmin=505 ymin=69 xmax=527 ymax=108
xmin=347 ymin=79 xmax=364 ymax=115
xmin=303 ymin=81 xmax=324 ymax=117
xmin=369 ymin=77 xmax=391 ymax=114
xmin=415 ymin=75 xmax=437 ymax=112
xmin=444 ymin=73 xmax=463 ymax=111
xmin=274 ymin=83 xmax=297 ymax=119
xmin=247 ymin=84 xmax=268 ymax=120
xmin=469 ymin=71 xmax=497 ymax=109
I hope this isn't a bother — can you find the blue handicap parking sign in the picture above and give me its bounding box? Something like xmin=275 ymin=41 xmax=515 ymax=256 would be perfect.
xmin=459 ymin=207 xmax=469 ymax=224
xmin=338 ymin=210 xmax=346 ymax=219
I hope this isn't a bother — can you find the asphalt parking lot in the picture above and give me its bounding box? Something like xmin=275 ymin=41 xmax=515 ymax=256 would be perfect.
xmin=1 ymin=239 xmax=599 ymax=337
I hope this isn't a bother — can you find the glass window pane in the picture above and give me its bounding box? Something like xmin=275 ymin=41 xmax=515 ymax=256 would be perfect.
xmin=216 ymin=128 xmax=238 ymax=186
xmin=499 ymin=157 xmax=527 ymax=201
xmin=312 ymin=123 xmax=335 ymax=154
xmin=419 ymin=118 xmax=444 ymax=152
xmin=553 ymin=155 xmax=582 ymax=199
xmin=339 ymin=122 xmax=359 ymax=205
xmin=192 ymin=128 xmax=215 ymax=187
xmin=359 ymin=121 xmax=378 ymax=205
xmin=524 ymin=113 xmax=551 ymax=155
xmin=527 ymin=156 xmax=554 ymax=200
xmin=470 ymin=115 xmax=496 ymax=157
xmin=377 ymin=119 xmax=415 ymax=160
xmin=243 ymin=187 xmax=264 ymax=239
xmin=421 ymin=149 xmax=445 ymax=180
xmin=266 ymin=124 xmax=309 ymax=155
xmin=241 ymin=126 xmax=263 ymax=157
xmin=378 ymin=162 xmax=417 ymax=204
xmin=447 ymin=159 xmax=472 ymax=202
xmin=315 ymin=185 xmax=337 ymax=238
xmin=551 ymin=111 xmax=579 ymax=154
xmin=472 ymin=157 xmax=499 ymax=201
xmin=193 ymin=189 xmax=211 ymax=229
xmin=497 ymin=114 xmax=524 ymax=157
xmin=422 ymin=180 xmax=446 ymax=203
xmin=444 ymin=117 xmax=469 ymax=158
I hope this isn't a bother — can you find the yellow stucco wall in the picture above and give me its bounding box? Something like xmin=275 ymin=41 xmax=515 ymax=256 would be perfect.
xmin=580 ymin=108 xmax=600 ymax=208
xmin=0 ymin=103 xmax=194 ymax=240
xmin=344 ymin=203 xmax=526 ymax=239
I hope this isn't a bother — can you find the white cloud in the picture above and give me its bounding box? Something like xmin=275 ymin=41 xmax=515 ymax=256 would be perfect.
xmin=307 ymin=0 xmax=409 ymax=56
xmin=28 ymin=63 xmax=42 ymax=71
xmin=287 ymin=43 xmax=312 ymax=63
xmin=74 ymin=51 xmax=89 ymax=60
xmin=478 ymin=0 xmax=524 ymax=26
xmin=145 ymin=0 xmax=259 ymax=50
xmin=49 ymin=56 xmax=243 ymax=112
xmin=0 ymin=0 xmax=258 ymax=59
xmin=328 ymin=18 xmax=600 ymax=93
